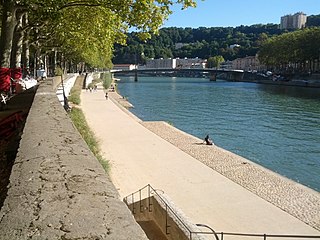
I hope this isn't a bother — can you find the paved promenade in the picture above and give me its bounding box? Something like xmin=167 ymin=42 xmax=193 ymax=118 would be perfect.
xmin=80 ymin=88 xmax=320 ymax=236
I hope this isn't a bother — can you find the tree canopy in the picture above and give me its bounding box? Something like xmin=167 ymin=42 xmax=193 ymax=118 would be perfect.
xmin=113 ymin=24 xmax=285 ymax=64
xmin=207 ymin=55 xmax=225 ymax=68
xmin=258 ymin=27 xmax=320 ymax=72
xmin=0 ymin=0 xmax=198 ymax=71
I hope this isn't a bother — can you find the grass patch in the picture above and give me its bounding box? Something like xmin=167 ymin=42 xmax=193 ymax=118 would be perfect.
xmin=69 ymin=108 xmax=109 ymax=171
xmin=68 ymin=75 xmax=109 ymax=172
xmin=68 ymin=76 xmax=84 ymax=105
xmin=68 ymin=88 xmax=81 ymax=105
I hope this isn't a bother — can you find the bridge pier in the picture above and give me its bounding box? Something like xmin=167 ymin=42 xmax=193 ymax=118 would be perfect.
xmin=134 ymin=69 xmax=138 ymax=82
xmin=210 ymin=73 xmax=217 ymax=81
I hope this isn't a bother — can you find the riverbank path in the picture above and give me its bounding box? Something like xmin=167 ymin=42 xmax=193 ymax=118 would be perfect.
xmin=80 ymin=87 xmax=320 ymax=236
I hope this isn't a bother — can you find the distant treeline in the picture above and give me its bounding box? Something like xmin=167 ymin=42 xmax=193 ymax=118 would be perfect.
xmin=113 ymin=14 xmax=320 ymax=64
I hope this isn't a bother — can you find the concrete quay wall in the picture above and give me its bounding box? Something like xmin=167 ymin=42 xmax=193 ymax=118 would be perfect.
xmin=0 ymin=78 xmax=148 ymax=239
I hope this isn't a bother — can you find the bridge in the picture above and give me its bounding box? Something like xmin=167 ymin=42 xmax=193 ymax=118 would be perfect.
xmin=111 ymin=68 xmax=244 ymax=74
xmin=111 ymin=68 xmax=245 ymax=81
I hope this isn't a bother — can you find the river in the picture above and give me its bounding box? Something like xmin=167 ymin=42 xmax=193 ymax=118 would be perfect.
xmin=117 ymin=76 xmax=320 ymax=192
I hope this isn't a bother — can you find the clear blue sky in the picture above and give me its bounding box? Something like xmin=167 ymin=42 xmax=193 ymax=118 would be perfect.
xmin=163 ymin=0 xmax=320 ymax=28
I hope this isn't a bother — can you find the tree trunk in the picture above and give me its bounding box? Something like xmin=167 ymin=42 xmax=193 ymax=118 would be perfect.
xmin=21 ymin=13 xmax=30 ymax=77
xmin=10 ymin=11 xmax=24 ymax=83
xmin=0 ymin=1 xmax=17 ymax=68
xmin=0 ymin=1 xmax=17 ymax=91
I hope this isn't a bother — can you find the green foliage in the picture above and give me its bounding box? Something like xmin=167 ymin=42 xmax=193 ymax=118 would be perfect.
xmin=207 ymin=55 xmax=225 ymax=68
xmin=68 ymin=76 xmax=83 ymax=105
xmin=54 ymin=67 xmax=63 ymax=76
xmin=306 ymin=14 xmax=320 ymax=27
xmin=101 ymin=72 xmax=112 ymax=90
xmin=0 ymin=0 xmax=199 ymax=70
xmin=113 ymin=24 xmax=284 ymax=63
xmin=68 ymin=76 xmax=109 ymax=171
xmin=69 ymin=107 xmax=109 ymax=172
xmin=87 ymin=82 xmax=95 ymax=89
xmin=69 ymin=88 xmax=81 ymax=105
xmin=258 ymin=27 xmax=320 ymax=69
xmin=70 ymin=108 xmax=98 ymax=154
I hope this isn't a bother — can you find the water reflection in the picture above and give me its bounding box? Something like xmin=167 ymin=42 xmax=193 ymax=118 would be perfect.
xmin=258 ymin=84 xmax=320 ymax=100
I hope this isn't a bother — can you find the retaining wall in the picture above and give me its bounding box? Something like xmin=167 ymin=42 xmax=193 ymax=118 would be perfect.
xmin=128 ymin=195 xmax=206 ymax=240
xmin=0 ymin=77 xmax=148 ymax=239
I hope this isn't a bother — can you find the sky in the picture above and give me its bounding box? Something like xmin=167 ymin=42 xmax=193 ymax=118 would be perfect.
xmin=163 ymin=0 xmax=320 ymax=28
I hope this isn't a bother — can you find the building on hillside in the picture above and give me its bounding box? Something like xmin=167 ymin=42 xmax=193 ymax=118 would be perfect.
xmin=175 ymin=43 xmax=188 ymax=49
xmin=145 ymin=57 xmax=207 ymax=69
xmin=229 ymin=44 xmax=240 ymax=49
xmin=112 ymin=64 xmax=137 ymax=71
xmin=146 ymin=58 xmax=177 ymax=69
xmin=280 ymin=12 xmax=307 ymax=30
xmin=176 ymin=57 xmax=207 ymax=69
xmin=232 ymin=55 xmax=265 ymax=71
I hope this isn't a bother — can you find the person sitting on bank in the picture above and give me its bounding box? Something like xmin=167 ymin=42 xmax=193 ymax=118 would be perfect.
xmin=204 ymin=135 xmax=213 ymax=145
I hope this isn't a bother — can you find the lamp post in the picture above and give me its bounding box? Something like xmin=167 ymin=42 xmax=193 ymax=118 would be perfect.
xmin=55 ymin=65 xmax=70 ymax=112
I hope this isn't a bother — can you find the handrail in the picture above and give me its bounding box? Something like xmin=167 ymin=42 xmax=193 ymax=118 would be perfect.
xmin=196 ymin=224 xmax=220 ymax=240
xmin=124 ymin=184 xmax=197 ymax=239
xmin=123 ymin=185 xmax=320 ymax=240
xmin=218 ymin=232 xmax=320 ymax=239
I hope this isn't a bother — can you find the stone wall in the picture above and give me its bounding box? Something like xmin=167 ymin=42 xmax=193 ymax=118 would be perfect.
xmin=0 ymin=78 xmax=148 ymax=239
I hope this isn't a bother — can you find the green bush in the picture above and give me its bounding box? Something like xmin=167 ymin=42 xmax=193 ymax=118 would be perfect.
xmin=101 ymin=72 xmax=112 ymax=90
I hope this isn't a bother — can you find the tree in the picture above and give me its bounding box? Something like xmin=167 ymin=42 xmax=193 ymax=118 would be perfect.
xmin=306 ymin=14 xmax=320 ymax=27
xmin=113 ymin=24 xmax=284 ymax=63
xmin=0 ymin=0 xmax=198 ymax=91
xmin=258 ymin=28 xmax=320 ymax=73
xmin=207 ymin=55 xmax=225 ymax=68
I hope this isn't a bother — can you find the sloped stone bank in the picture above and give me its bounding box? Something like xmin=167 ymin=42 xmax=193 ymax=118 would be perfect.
xmin=141 ymin=121 xmax=320 ymax=231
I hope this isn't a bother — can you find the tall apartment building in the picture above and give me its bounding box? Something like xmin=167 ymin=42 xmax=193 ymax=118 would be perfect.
xmin=280 ymin=12 xmax=307 ymax=30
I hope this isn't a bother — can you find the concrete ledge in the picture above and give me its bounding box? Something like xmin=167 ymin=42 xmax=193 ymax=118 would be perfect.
xmin=0 ymin=79 xmax=148 ymax=239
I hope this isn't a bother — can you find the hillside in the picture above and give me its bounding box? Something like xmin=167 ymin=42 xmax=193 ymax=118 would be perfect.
xmin=113 ymin=14 xmax=320 ymax=65
xmin=113 ymin=24 xmax=286 ymax=64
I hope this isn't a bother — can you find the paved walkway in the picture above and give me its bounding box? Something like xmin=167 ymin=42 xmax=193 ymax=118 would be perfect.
xmin=80 ymin=88 xmax=320 ymax=236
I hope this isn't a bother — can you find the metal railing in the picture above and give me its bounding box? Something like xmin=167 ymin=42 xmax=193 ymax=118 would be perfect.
xmin=123 ymin=184 xmax=320 ymax=240
xmin=192 ymin=226 xmax=320 ymax=239
xmin=217 ymin=232 xmax=320 ymax=239
xmin=124 ymin=184 xmax=202 ymax=239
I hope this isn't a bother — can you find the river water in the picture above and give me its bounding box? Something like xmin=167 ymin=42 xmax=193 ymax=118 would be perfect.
xmin=117 ymin=76 xmax=320 ymax=192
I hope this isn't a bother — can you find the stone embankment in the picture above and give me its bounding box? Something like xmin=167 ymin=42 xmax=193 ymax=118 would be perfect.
xmin=0 ymin=77 xmax=148 ymax=239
